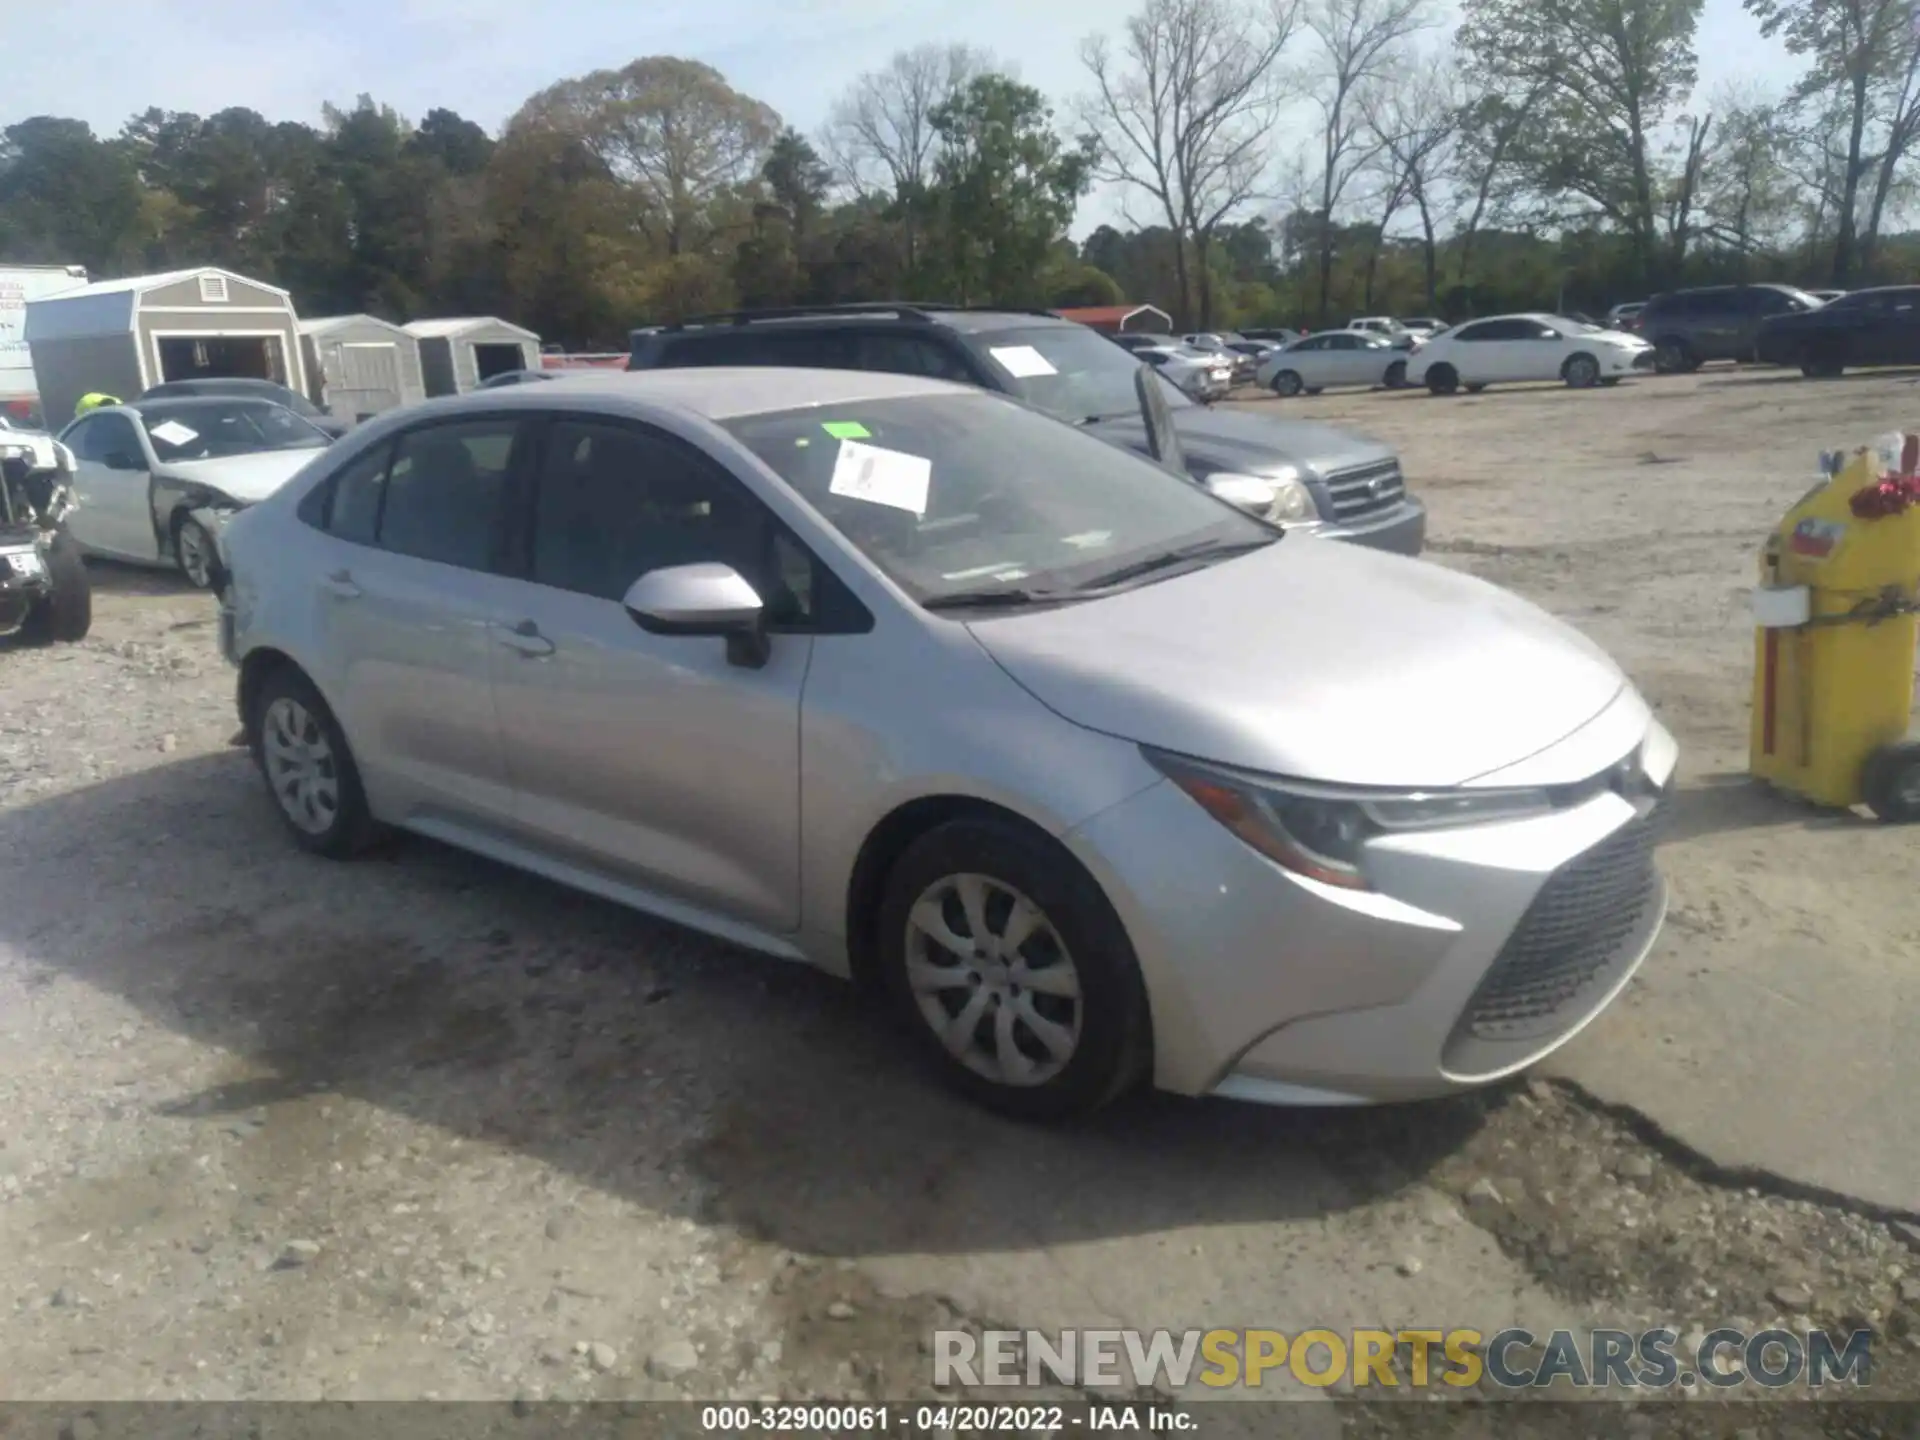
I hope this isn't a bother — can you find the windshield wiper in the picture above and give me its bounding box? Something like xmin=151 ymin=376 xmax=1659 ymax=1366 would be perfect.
xmin=1076 ymin=535 xmax=1277 ymax=591
xmin=923 ymin=586 xmax=1068 ymax=612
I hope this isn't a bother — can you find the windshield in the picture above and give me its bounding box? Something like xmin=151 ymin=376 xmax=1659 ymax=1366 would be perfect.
xmin=137 ymin=400 xmax=331 ymax=462
xmin=721 ymin=392 xmax=1271 ymax=605
xmin=151 ymin=380 xmax=324 ymax=419
xmin=968 ymin=326 xmax=1196 ymax=425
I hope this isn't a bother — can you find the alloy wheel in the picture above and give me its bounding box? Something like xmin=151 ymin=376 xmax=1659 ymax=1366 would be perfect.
xmin=262 ymin=696 xmax=341 ymax=836
xmin=1566 ymin=355 xmax=1599 ymax=388
xmin=903 ymin=873 xmax=1084 ymax=1087
xmin=176 ymin=519 xmax=215 ymax=589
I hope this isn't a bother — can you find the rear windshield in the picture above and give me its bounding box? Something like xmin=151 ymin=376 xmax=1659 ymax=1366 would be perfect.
xmin=720 ymin=391 xmax=1263 ymax=603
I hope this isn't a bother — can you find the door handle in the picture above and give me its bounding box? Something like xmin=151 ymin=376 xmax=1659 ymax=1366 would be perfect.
xmin=496 ymin=620 xmax=554 ymax=657
xmin=323 ymin=569 xmax=361 ymax=600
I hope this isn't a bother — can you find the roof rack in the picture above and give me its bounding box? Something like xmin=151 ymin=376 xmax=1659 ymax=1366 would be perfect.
xmin=648 ymin=301 xmax=1064 ymax=334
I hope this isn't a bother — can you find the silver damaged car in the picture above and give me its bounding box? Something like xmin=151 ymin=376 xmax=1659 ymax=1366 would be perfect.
xmin=214 ymin=367 xmax=1675 ymax=1119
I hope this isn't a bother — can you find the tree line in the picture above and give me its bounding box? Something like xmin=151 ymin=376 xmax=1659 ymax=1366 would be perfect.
xmin=4 ymin=0 xmax=1918 ymax=342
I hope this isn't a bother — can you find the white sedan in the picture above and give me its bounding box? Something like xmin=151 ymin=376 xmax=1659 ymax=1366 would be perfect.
xmin=1254 ymin=329 xmax=1409 ymax=396
xmin=1406 ymin=313 xmax=1653 ymax=394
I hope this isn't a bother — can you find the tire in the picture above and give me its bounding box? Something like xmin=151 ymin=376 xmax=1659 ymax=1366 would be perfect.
xmin=1384 ymin=360 xmax=1407 ymax=389
xmin=248 ymin=666 xmax=381 ymax=858
xmin=1563 ymin=352 xmax=1601 ymax=388
xmin=1271 ymin=370 xmax=1304 ymax=397
xmin=1599 ymin=377 xmax=1622 ymax=386
xmin=875 ymin=817 xmax=1151 ymax=1121
xmin=1426 ymin=364 xmax=1459 ymax=395
xmin=1465 ymin=383 xmax=1488 ymax=393
xmin=1653 ymin=338 xmax=1695 ymax=374
xmin=173 ymin=513 xmax=217 ymax=590
xmin=16 ymin=530 xmax=91 ymax=645
xmin=1800 ymin=343 xmax=1845 ymax=379
xmin=1862 ymin=741 xmax=1920 ymax=822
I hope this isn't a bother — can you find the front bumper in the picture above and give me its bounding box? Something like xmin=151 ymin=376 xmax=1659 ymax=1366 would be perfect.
xmin=1064 ymin=702 xmax=1676 ymax=1104
xmin=1296 ymin=495 xmax=1427 ymax=556
xmin=1606 ymin=347 xmax=1654 ymax=375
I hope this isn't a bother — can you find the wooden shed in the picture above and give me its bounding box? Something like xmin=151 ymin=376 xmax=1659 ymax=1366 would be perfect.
xmin=1052 ymin=304 xmax=1175 ymax=335
xmin=23 ymin=266 xmax=307 ymax=427
xmin=299 ymin=314 xmax=427 ymax=422
xmin=402 ymin=316 xmax=541 ymax=396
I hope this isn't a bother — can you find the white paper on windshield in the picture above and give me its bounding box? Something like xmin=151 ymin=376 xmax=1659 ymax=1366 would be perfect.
xmin=988 ymin=345 xmax=1058 ymax=378
xmin=148 ymin=420 xmax=199 ymax=447
xmin=829 ymin=438 xmax=931 ymax=515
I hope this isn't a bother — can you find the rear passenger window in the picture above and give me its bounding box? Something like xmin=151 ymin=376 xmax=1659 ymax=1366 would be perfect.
xmin=327 ymin=444 xmax=391 ymax=545
xmin=378 ymin=419 xmax=520 ymax=571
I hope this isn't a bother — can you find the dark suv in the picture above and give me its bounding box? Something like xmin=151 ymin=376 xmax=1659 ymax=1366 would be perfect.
xmin=628 ymin=304 xmax=1425 ymax=555
xmin=1632 ymin=284 xmax=1824 ymax=372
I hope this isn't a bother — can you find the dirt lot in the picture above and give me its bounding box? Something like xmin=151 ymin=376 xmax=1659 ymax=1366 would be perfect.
xmin=2 ymin=367 xmax=1918 ymax=1431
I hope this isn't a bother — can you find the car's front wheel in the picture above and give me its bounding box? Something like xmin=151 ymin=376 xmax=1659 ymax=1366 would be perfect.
xmin=1563 ymin=352 xmax=1601 ymax=388
xmin=1270 ymin=369 xmax=1304 ymax=397
xmin=173 ymin=514 xmax=219 ymax=590
xmin=17 ymin=530 xmax=91 ymax=644
xmin=1384 ymin=360 xmax=1407 ymax=389
xmin=876 ymin=818 xmax=1151 ymax=1120
xmin=249 ymin=667 xmax=381 ymax=858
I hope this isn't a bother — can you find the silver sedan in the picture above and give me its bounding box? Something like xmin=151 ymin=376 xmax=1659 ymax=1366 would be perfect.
xmin=216 ymin=367 xmax=1674 ymax=1118
xmin=1256 ymin=330 xmax=1409 ymax=396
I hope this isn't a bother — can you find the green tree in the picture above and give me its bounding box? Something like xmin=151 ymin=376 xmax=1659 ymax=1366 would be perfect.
xmin=1459 ymin=0 xmax=1706 ymax=287
xmin=0 ymin=117 xmax=144 ymax=273
xmin=916 ymin=75 xmax=1096 ymax=305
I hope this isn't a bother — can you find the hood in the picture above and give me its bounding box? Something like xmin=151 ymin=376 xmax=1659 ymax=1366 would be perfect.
xmin=1586 ymin=327 xmax=1650 ymax=348
xmin=157 ymin=449 xmax=325 ymax=503
xmin=966 ymin=538 xmax=1627 ymax=788
xmin=1088 ymin=407 xmax=1395 ymax=480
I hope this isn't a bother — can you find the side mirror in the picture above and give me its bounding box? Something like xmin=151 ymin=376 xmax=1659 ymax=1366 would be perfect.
xmin=621 ymin=562 xmax=770 ymax=669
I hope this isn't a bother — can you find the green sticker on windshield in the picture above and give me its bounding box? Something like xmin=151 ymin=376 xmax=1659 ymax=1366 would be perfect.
xmin=822 ymin=421 xmax=871 ymax=440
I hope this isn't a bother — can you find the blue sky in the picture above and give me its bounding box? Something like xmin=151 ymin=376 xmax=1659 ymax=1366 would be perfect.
xmin=13 ymin=0 xmax=1803 ymax=233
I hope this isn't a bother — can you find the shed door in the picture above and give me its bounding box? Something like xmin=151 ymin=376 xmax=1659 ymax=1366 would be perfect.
xmin=328 ymin=341 xmax=403 ymax=419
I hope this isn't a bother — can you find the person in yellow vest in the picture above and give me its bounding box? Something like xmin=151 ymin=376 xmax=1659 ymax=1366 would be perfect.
xmin=73 ymin=392 xmax=122 ymax=420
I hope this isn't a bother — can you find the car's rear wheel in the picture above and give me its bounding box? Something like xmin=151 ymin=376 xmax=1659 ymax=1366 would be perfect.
xmin=173 ymin=514 xmax=218 ymax=590
xmin=1271 ymin=369 xmax=1304 ymax=397
xmin=1563 ymin=352 xmax=1601 ymax=388
xmin=249 ymin=667 xmax=380 ymax=858
xmin=1426 ymin=363 xmax=1459 ymax=395
xmin=876 ymin=818 xmax=1150 ymax=1121
xmin=17 ymin=531 xmax=90 ymax=645
xmin=1863 ymin=741 xmax=1920 ymax=822
xmin=1800 ymin=341 xmax=1845 ymax=379
xmin=1384 ymin=360 xmax=1407 ymax=389
xmin=1654 ymin=337 xmax=1696 ymax=374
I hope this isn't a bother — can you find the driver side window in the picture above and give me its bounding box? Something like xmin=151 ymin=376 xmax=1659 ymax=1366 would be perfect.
xmin=80 ymin=414 xmax=142 ymax=466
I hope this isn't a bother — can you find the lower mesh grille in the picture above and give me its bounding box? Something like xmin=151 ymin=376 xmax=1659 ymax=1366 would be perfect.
xmin=1457 ymin=803 xmax=1666 ymax=1044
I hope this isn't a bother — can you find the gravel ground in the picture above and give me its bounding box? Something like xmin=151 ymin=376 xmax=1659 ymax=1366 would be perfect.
xmin=2 ymin=366 xmax=1917 ymax=1436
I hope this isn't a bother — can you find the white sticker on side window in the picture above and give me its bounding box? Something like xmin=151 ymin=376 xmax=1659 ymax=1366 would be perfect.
xmin=988 ymin=345 xmax=1058 ymax=378
xmin=147 ymin=420 xmax=198 ymax=446
xmin=828 ymin=439 xmax=931 ymax=515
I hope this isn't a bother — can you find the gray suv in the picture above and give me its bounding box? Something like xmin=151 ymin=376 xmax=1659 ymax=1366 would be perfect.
xmin=1633 ymin=284 xmax=1823 ymax=372
xmin=628 ymin=304 xmax=1426 ymax=555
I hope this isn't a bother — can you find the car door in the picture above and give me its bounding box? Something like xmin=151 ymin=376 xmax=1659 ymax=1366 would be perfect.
xmin=1510 ymin=318 xmax=1568 ymax=380
xmin=1280 ymin=334 xmax=1329 ymax=383
xmin=1880 ymin=289 xmax=1920 ymax=365
xmin=301 ymin=414 xmax=533 ymax=830
xmin=1317 ymin=333 xmax=1367 ymax=385
xmin=486 ymin=415 xmax=815 ymax=933
xmin=63 ymin=412 xmax=162 ymax=561
xmin=1444 ymin=320 xmax=1503 ymax=381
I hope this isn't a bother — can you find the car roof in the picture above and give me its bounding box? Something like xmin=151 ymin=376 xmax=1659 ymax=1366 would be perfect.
xmin=433 ymin=366 xmax=968 ymax=420
xmin=642 ymin=305 xmax=1077 ymax=340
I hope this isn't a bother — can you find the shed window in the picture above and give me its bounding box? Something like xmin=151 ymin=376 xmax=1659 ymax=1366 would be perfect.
xmin=199 ymin=275 xmax=230 ymax=303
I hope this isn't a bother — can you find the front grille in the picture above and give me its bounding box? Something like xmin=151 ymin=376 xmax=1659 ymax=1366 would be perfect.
xmin=1322 ymin=459 xmax=1407 ymax=521
xmin=1453 ymin=802 xmax=1666 ymax=1049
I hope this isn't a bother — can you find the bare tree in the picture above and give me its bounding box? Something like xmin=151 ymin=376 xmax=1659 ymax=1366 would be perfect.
xmin=823 ymin=44 xmax=994 ymax=273
xmin=1305 ymin=0 xmax=1433 ymax=323
xmin=1079 ymin=0 xmax=1301 ymax=327
xmin=1360 ymin=63 xmax=1460 ymax=310
xmin=1662 ymin=111 xmax=1715 ymax=272
xmin=1698 ymin=89 xmax=1799 ymax=270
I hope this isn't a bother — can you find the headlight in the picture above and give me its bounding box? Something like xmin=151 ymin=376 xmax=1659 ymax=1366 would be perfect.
xmin=1211 ymin=467 xmax=1315 ymax=524
xmin=1145 ymin=749 xmax=1554 ymax=891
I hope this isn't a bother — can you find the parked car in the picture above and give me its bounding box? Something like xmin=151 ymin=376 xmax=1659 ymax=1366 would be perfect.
xmin=1109 ymin=332 xmax=1173 ymax=353
xmin=214 ymin=367 xmax=1675 ymax=1117
xmin=477 ymin=369 xmax=558 ymax=389
xmin=628 ymin=303 xmax=1425 ymax=553
xmin=1755 ymin=285 xmax=1920 ymax=376
xmin=1807 ymin=289 xmax=1848 ymax=304
xmin=1182 ymin=333 xmax=1258 ymax=384
xmin=0 ymin=422 xmax=89 ymax=644
xmin=140 ymin=376 xmax=353 ymax=440
xmin=1125 ymin=341 xmax=1236 ymax=401
xmin=57 ymin=396 xmax=333 ymax=588
xmin=1255 ymin=330 xmax=1408 ymax=395
xmin=1348 ymin=317 xmax=1416 ymax=349
xmin=1606 ymin=302 xmax=1646 ymax=329
xmin=1633 ymin=284 xmax=1824 ymax=372
xmin=1397 ymin=317 xmax=1445 ymax=339
xmin=1240 ymin=327 xmax=1304 ymax=346
xmin=1406 ymin=313 xmax=1653 ymax=393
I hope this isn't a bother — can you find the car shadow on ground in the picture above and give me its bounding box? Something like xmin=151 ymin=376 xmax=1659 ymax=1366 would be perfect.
xmin=1702 ymin=366 xmax=1920 ymax=390
xmin=1662 ymin=770 xmax=1873 ymax=844
xmin=0 ymin=751 xmax=1496 ymax=1262
xmin=81 ymin=556 xmax=202 ymax=598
